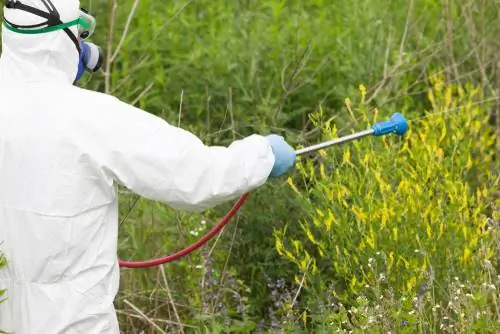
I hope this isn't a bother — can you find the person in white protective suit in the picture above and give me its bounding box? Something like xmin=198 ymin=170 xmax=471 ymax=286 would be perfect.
xmin=0 ymin=0 xmax=296 ymax=333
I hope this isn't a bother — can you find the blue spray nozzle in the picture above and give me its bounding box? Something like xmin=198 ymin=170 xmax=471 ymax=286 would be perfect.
xmin=371 ymin=112 xmax=409 ymax=136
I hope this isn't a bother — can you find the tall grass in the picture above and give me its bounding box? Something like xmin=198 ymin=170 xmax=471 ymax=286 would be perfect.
xmin=83 ymin=0 xmax=500 ymax=332
xmin=276 ymin=77 xmax=499 ymax=332
xmin=0 ymin=0 xmax=499 ymax=332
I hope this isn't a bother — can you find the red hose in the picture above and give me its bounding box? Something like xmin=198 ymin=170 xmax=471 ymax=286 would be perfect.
xmin=118 ymin=193 xmax=249 ymax=268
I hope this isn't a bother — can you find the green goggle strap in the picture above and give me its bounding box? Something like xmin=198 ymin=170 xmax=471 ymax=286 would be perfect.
xmin=2 ymin=17 xmax=88 ymax=35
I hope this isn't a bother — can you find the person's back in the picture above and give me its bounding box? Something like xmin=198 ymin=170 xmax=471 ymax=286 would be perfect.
xmin=0 ymin=84 xmax=124 ymax=332
xmin=0 ymin=1 xmax=295 ymax=333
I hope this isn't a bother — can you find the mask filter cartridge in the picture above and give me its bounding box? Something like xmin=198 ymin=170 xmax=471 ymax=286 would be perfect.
xmin=75 ymin=41 xmax=104 ymax=82
xmin=82 ymin=42 xmax=104 ymax=73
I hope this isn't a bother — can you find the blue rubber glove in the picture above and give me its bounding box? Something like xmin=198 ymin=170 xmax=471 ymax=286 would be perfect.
xmin=266 ymin=134 xmax=296 ymax=177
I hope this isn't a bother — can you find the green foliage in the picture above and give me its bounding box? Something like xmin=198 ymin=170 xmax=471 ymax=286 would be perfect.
xmin=274 ymin=77 xmax=499 ymax=332
xmin=0 ymin=0 xmax=499 ymax=332
xmin=87 ymin=0 xmax=499 ymax=332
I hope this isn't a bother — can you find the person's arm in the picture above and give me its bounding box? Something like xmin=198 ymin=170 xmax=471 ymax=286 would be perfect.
xmin=82 ymin=94 xmax=277 ymax=212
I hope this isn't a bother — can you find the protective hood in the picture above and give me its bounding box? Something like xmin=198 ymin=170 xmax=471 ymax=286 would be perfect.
xmin=0 ymin=0 xmax=81 ymax=84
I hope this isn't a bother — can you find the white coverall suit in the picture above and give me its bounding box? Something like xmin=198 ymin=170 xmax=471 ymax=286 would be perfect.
xmin=0 ymin=0 xmax=276 ymax=332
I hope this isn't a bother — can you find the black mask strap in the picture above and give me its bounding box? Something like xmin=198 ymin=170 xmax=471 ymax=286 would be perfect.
xmin=4 ymin=0 xmax=81 ymax=54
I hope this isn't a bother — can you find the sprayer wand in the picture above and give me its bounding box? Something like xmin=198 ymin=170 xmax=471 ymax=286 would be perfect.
xmin=118 ymin=112 xmax=409 ymax=268
xmin=295 ymin=112 xmax=408 ymax=156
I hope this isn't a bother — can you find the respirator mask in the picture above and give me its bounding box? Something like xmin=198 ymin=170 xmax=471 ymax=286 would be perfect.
xmin=2 ymin=0 xmax=104 ymax=83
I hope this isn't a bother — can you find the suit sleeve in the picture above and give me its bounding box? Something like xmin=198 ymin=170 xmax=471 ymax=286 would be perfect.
xmin=83 ymin=95 xmax=275 ymax=212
